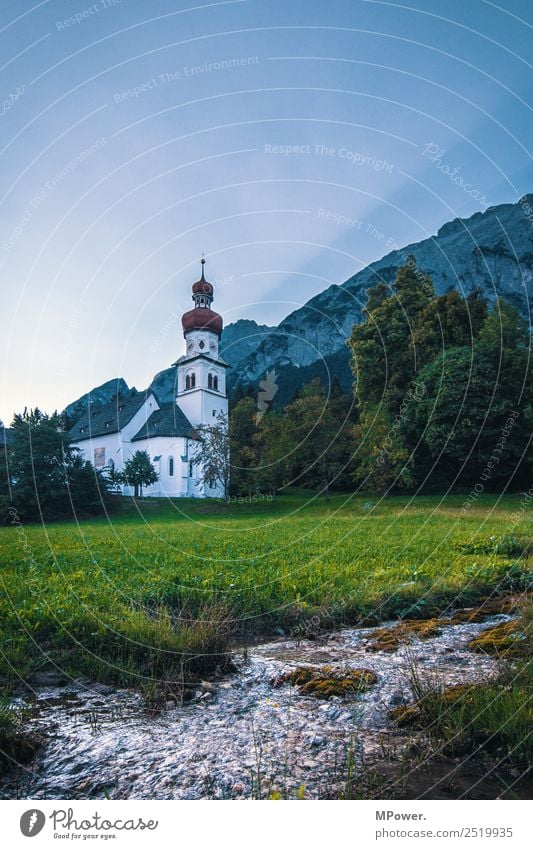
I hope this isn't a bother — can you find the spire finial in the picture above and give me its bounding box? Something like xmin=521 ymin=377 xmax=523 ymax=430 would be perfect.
xmin=200 ymin=253 xmax=206 ymax=281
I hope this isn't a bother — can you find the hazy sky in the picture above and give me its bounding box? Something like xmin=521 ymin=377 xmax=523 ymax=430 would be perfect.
xmin=1 ymin=0 xmax=532 ymax=422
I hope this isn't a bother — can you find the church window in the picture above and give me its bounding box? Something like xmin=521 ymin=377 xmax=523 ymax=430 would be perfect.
xmin=199 ymin=340 xmax=205 ymax=349
xmin=191 ymin=373 xmax=196 ymax=388
xmin=108 ymin=458 xmax=114 ymax=471
xmin=189 ymin=460 xmax=194 ymax=477
xmin=213 ymin=375 xmax=219 ymax=391
xmin=185 ymin=374 xmax=190 ymax=390
xmin=208 ymin=373 xmax=213 ymax=389
xmin=168 ymin=457 xmax=174 ymax=477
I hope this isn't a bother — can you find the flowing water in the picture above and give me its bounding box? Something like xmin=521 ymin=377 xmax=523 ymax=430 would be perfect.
xmin=1 ymin=613 xmax=510 ymax=800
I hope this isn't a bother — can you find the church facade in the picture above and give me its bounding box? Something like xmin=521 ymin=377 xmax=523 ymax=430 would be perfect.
xmin=70 ymin=260 xmax=229 ymax=498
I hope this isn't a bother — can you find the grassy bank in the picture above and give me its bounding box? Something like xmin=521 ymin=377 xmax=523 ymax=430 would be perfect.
xmin=0 ymin=493 xmax=530 ymax=690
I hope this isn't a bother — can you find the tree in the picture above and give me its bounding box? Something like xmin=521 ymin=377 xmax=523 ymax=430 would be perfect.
xmin=282 ymin=378 xmax=355 ymax=499
xmin=121 ymin=450 xmax=159 ymax=498
xmin=409 ymin=289 xmax=487 ymax=366
xmin=229 ymin=397 xmax=260 ymax=496
xmin=0 ymin=422 xmax=10 ymax=521
xmin=403 ymin=343 xmax=532 ymax=488
xmin=353 ymin=404 xmax=413 ymax=495
xmin=254 ymin=409 xmax=291 ymax=495
xmin=194 ymin=413 xmax=231 ymax=499
xmin=349 ymin=259 xmax=434 ymax=415
xmin=5 ymin=408 xmax=112 ymax=522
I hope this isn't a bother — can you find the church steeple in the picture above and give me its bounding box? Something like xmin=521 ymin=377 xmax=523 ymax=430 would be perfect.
xmin=182 ymin=257 xmax=222 ymax=337
xmin=176 ymin=259 xmax=229 ymax=430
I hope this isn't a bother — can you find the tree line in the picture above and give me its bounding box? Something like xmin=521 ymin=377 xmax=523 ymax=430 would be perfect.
xmin=228 ymin=260 xmax=531 ymax=497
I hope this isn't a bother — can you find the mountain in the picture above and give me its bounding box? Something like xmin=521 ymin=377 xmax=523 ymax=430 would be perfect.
xmin=65 ymin=195 xmax=533 ymax=417
xmin=229 ymin=195 xmax=533 ymax=394
xmin=219 ymin=319 xmax=272 ymax=370
xmin=64 ymin=377 xmax=135 ymax=423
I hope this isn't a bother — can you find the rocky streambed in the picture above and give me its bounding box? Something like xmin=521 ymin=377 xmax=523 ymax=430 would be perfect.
xmin=1 ymin=611 xmax=513 ymax=800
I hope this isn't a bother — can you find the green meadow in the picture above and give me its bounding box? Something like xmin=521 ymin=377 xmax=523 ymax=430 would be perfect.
xmin=0 ymin=493 xmax=530 ymax=689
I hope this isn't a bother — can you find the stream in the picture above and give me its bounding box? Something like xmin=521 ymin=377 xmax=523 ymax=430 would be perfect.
xmin=1 ymin=612 xmax=510 ymax=800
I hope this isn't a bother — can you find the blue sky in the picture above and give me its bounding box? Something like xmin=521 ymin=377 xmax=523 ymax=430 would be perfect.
xmin=1 ymin=0 xmax=532 ymax=421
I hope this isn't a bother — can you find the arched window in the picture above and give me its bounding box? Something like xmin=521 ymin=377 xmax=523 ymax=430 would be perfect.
xmin=208 ymin=373 xmax=213 ymax=389
xmin=108 ymin=458 xmax=115 ymax=471
xmin=213 ymin=375 xmax=219 ymax=391
xmin=191 ymin=373 xmax=196 ymax=388
xmin=185 ymin=374 xmax=190 ymax=390
xmin=168 ymin=457 xmax=174 ymax=477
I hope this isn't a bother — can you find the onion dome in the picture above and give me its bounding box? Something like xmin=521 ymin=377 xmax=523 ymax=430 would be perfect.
xmin=182 ymin=307 xmax=223 ymax=335
xmin=181 ymin=257 xmax=223 ymax=336
xmin=192 ymin=259 xmax=214 ymax=297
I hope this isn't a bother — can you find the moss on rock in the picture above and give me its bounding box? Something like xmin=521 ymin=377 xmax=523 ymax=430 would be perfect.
xmin=366 ymin=618 xmax=446 ymax=652
xmin=468 ymin=620 xmax=526 ymax=657
xmin=271 ymin=665 xmax=377 ymax=699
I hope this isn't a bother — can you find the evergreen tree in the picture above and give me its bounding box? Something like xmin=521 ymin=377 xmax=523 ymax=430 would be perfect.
xmin=6 ymin=408 xmax=112 ymax=521
xmin=121 ymin=450 xmax=159 ymax=498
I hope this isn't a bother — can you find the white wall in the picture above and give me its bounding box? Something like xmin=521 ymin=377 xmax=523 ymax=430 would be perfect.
xmin=130 ymin=435 xmax=197 ymax=497
xmin=72 ymin=394 xmax=159 ymax=488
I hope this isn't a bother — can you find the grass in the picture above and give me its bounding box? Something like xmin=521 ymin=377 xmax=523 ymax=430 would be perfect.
xmin=0 ymin=492 xmax=530 ymax=690
xmin=0 ymin=699 xmax=40 ymax=773
xmin=389 ymin=604 xmax=533 ymax=766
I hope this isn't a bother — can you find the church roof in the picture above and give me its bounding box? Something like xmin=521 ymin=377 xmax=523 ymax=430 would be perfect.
xmin=69 ymin=392 xmax=152 ymax=440
xmin=131 ymin=403 xmax=197 ymax=442
xmin=172 ymin=353 xmax=230 ymax=368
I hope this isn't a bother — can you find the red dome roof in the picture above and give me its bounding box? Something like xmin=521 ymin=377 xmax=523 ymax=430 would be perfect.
xmin=192 ymin=278 xmax=214 ymax=296
xmin=182 ymin=307 xmax=223 ymax=335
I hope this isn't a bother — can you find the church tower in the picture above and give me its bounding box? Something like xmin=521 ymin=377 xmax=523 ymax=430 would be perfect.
xmin=176 ymin=259 xmax=229 ymax=428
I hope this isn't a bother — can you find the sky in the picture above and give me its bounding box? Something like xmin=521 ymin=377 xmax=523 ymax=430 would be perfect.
xmin=1 ymin=0 xmax=532 ymax=422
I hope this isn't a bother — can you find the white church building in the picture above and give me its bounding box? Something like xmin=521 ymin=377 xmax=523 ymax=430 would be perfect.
xmin=70 ymin=260 xmax=229 ymax=498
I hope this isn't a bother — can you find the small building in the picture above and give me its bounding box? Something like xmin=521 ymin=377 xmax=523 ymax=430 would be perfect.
xmin=70 ymin=260 xmax=229 ymax=498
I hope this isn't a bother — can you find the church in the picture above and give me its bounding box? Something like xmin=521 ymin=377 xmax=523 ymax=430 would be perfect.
xmin=69 ymin=260 xmax=229 ymax=498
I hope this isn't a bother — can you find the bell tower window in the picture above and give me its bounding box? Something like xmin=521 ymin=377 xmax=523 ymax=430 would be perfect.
xmin=168 ymin=457 xmax=174 ymax=477
xmin=213 ymin=375 xmax=219 ymax=391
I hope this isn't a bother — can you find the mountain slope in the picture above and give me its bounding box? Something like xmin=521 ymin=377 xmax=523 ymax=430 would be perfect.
xmin=64 ymin=377 xmax=134 ymax=423
xmin=230 ymin=195 xmax=533 ymax=391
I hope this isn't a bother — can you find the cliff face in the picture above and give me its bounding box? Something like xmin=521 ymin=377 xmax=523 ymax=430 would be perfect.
xmin=64 ymin=377 xmax=134 ymax=422
xmin=228 ymin=195 xmax=533 ymax=392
